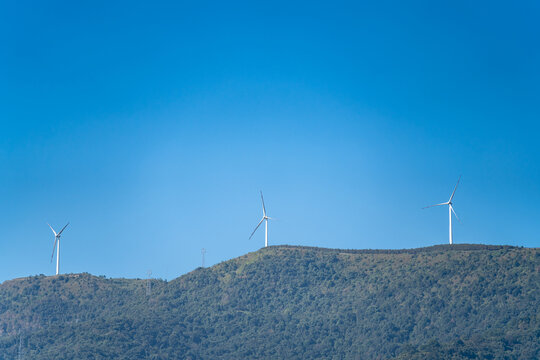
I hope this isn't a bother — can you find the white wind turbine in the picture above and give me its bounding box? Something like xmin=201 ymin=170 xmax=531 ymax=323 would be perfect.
xmin=249 ymin=191 xmax=273 ymax=247
xmin=48 ymin=222 xmax=69 ymax=275
xmin=423 ymin=176 xmax=461 ymax=244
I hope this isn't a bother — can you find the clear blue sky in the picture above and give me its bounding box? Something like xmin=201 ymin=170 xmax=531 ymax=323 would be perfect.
xmin=1 ymin=1 xmax=539 ymax=282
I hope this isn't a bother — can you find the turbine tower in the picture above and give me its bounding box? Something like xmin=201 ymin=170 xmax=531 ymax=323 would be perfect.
xmin=48 ymin=222 xmax=69 ymax=275
xmin=201 ymin=248 xmax=206 ymax=268
xmin=249 ymin=191 xmax=273 ymax=247
xmin=423 ymin=176 xmax=461 ymax=244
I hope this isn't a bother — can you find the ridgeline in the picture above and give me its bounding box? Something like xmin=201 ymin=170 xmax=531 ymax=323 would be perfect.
xmin=0 ymin=244 xmax=538 ymax=359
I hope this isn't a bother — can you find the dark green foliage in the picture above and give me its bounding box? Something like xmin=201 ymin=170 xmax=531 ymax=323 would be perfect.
xmin=0 ymin=245 xmax=538 ymax=359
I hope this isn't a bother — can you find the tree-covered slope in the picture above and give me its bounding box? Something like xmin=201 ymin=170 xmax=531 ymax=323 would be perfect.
xmin=0 ymin=244 xmax=538 ymax=359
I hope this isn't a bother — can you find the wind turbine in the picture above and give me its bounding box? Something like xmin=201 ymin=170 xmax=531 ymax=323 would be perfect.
xmin=249 ymin=191 xmax=273 ymax=247
xmin=48 ymin=222 xmax=69 ymax=275
xmin=423 ymin=176 xmax=461 ymax=244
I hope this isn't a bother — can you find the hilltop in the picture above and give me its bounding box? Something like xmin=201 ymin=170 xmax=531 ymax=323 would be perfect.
xmin=0 ymin=244 xmax=538 ymax=359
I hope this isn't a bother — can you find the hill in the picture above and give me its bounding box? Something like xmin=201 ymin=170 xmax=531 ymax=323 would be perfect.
xmin=0 ymin=244 xmax=538 ymax=359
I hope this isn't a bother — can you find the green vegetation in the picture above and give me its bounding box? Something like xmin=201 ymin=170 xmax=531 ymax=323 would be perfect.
xmin=0 ymin=244 xmax=538 ymax=359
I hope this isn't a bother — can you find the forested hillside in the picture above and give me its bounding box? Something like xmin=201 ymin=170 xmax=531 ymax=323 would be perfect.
xmin=0 ymin=244 xmax=538 ymax=359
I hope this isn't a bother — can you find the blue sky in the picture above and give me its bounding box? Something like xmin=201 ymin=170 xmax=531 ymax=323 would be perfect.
xmin=1 ymin=1 xmax=539 ymax=282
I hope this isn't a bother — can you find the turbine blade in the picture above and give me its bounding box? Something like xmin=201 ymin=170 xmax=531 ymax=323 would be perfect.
xmin=449 ymin=175 xmax=461 ymax=202
xmin=51 ymin=237 xmax=58 ymax=263
xmin=422 ymin=202 xmax=448 ymax=209
xmin=57 ymin=222 xmax=69 ymax=236
xmin=450 ymin=205 xmax=460 ymax=222
xmin=260 ymin=191 xmax=266 ymax=217
xmin=249 ymin=218 xmax=264 ymax=239
xmin=48 ymin=223 xmax=57 ymax=237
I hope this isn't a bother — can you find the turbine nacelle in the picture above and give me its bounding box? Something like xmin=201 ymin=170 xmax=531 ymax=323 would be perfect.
xmin=49 ymin=222 xmax=69 ymax=239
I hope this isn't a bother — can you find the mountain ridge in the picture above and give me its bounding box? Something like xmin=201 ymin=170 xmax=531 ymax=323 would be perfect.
xmin=0 ymin=243 xmax=530 ymax=285
xmin=0 ymin=244 xmax=538 ymax=359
